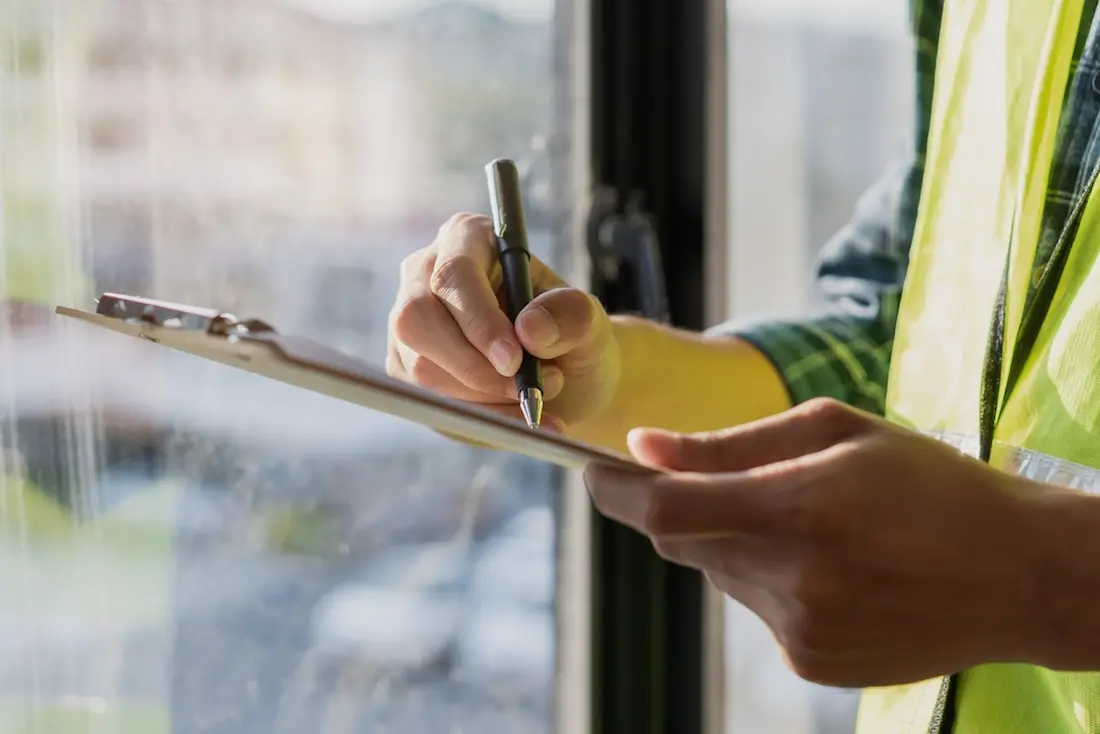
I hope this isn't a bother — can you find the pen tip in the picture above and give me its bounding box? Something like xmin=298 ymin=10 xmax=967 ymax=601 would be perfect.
xmin=519 ymin=387 xmax=544 ymax=429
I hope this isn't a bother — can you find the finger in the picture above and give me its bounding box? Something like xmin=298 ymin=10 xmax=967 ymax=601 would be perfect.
xmin=430 ymin=214 xmax=525 ymax=376
xmin=705 ymin=570 xmax=826 ymax=676
xmin=625 ymin=398 xmax=870 ymax=474
xmin=391 ymin=280 xmax=516 ymax=395
xmin=528 ymin=253 xmax=569 ymax=293
xmin=395 ymin=343 xmax=565 ymax=403
xmin=705 ymin=569 xmax=863 ymax=685
xmin=654 ymin=527 xmax=772 ymax=568
xmin=583 ymin=465 xmax=806 ymax=540
xmin=707 ymin=571 xmax=789 ymax=638
xmin=394 ymin=342 xmax=508 ymax=401
xmin=514 ymin=287 xmax=611 ymax=363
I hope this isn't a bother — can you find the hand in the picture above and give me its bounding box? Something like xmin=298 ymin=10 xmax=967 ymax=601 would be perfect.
xmin=387 ymin=213 xmax=620 ymax=428
xmin=584 ymin=398 xmax=1061 ymax=688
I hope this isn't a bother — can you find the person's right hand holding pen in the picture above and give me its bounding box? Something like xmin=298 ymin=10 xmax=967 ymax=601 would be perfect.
xmin=385 ymin=192 xmax=790 ymax=455
xmin=386 ymin=206 xmax=621 ymax=436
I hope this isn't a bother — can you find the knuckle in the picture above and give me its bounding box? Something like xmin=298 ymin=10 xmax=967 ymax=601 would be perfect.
xmin=571 ymin=291 xmax=601 ymax=331
xmin=461 ymin=213 xmax=494 ymax=233
xmin=784 ymin=609 xmax=832 ymax=662
xmin=437 ymin=213 xmax=493 ymax=244
xmin=430 ymin=254 xmax=476 ymax=295
xmin=389 ymin=293 xmax=436 ymax=344
xmin=798 ymin=397 xmax=869 ymax=438
xmin=559 ymin=289 xmax=600 ymax=326
xmin=641 ymin=484 xmax=676 ymax=535
xmin=450 ymin=360 xmax=484 ymax=390
xmin=399 ymin=250 xmax=433 ymax=283
xmin=437 ymin=212 xmax=472 ymax=237
xmin=650 ymin=537 xmax=680 ymax=563
xmin=779 ymin=570 xmax=849 ymax=678
xmin=454 ymin=307 xmax=493 ymax=342
xmin=404 ymin=353 xmax=435 ymax=385
xmin=788 ymin=566 xmax=837 ymax=617
xmin=800 ymin=397 xmax=853 ymax=424
xmin=782 ymin=644 xmax=834 ymax=686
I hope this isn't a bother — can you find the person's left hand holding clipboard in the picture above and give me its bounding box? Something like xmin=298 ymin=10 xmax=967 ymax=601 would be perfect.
xmin=386 ymin=170 xmax=622 ymax=437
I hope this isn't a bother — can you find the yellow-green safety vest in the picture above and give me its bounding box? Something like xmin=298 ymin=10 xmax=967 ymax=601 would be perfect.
xmin=858 ymin=0 xmax=1100 ymax=730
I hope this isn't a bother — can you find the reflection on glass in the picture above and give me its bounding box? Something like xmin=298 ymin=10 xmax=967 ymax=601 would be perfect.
xmin=725 ymin=1 xmax=911 ymax=732
xmin=0 ymin=1 xmax=565 ymax=732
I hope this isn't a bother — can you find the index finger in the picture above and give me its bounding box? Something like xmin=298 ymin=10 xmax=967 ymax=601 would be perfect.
xmin=430 ymin=214 xmax=522 ymax=375
xmin=583 ymin=463 xmax=804 ymax=541
xmin=432 ymin=214 xmax=570 ymax=374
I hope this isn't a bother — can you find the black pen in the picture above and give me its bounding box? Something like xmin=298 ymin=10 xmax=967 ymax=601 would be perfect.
xmin=486 ymin=157 xmax=543 ymax=429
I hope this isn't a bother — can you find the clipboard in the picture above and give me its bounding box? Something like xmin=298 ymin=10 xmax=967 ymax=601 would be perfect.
xmin=55 ymin=293 xmax=655 ymax=474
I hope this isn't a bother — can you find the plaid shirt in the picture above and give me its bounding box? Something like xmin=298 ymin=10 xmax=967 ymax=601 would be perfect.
xmin=717 ymin=0 xmax=1100 ymax=415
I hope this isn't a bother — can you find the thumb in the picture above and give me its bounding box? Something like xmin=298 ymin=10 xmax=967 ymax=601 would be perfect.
xmin=515 ymin=288 xmax=612 ymax=365
xmin=627 ymin=427 xmax=743 ymax=473
xmin=626 ymin=401 xmax=866 ymax=473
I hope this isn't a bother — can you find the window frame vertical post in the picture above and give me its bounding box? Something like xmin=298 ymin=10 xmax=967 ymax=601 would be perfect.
xmin=585 ymin=2 xmax=726 ymax=734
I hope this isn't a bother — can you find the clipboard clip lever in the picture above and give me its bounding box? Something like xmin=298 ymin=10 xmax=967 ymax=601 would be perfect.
xmin=95 ymin=293 xmax=276 ymax=340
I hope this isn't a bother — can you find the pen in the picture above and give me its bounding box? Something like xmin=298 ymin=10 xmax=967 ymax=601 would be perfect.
xmin=485 ymin=157 xmax=543 ymax=429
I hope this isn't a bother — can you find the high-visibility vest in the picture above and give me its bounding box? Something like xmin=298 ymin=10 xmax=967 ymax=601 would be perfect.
xmin=857 ymin=0 xmax=1100 ymax=730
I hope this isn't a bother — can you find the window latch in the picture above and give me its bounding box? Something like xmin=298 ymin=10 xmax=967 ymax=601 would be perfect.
xmin=585 ymin=187 xmax=670 ymax=323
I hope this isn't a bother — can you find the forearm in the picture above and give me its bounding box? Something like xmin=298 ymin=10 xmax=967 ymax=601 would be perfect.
xmin=567 ymin=316 xmax=792 ymax=454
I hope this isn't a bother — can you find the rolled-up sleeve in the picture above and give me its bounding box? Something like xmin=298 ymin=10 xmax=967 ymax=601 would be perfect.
xmin=710 ymin=0 xmax=941 ymax=416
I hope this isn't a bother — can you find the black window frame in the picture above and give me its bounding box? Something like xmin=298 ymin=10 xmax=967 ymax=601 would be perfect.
xmin=586 ymin=3 xmax=719 ymax=734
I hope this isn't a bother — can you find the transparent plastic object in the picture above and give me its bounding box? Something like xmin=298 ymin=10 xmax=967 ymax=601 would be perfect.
xmin=924 ymin=431 xmax=1100 ymax=492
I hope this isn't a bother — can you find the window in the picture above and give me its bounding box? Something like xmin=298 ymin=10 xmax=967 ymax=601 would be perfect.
xmin=307 ymin=264 xmax=380 ymax=341
xmin=0 ymin=2 xmax=574 ymax=734
xmin=6 ymin=37 xmax=44 ymax=74
xmin=88 ymin=37 xmax=146 ymax=74
xmin=87 ymin=116 xmax=143 ymax=153
xmin=724 ymin=1 xmax=913 ymax=732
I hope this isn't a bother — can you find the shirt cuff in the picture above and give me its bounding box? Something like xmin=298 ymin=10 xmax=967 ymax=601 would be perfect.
xmin=706 ymin=315 xmax=892 ymax=415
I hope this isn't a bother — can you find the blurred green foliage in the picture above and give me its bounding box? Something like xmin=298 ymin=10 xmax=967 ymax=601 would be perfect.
xmin=0 ymin=699 xmax=168 ymax=734
xmin=263 ymin=503 xmax=340 ymax=557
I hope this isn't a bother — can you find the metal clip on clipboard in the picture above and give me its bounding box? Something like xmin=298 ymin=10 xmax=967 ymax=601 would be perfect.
xmin=94 ymin=293 xmax=277 ymax=341
xmin=58 ymin=293 xmax=653 ymax=474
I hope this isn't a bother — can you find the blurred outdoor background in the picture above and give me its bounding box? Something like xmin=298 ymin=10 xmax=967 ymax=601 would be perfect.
xmin=0 ymin=0 xmax=910 ymax=732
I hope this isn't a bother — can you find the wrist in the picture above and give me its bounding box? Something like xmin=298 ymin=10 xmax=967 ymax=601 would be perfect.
xmin=563 ymin=317 xmax=640 ymax=453
xmin=569 ymin=317 xmax=791 ymax=453
xmin=1022 ymin=487 xmax=1100 ymax=670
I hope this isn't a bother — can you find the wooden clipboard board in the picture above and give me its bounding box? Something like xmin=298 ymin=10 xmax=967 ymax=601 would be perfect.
xmin=56 ymin=294 xmax=654 ymax=474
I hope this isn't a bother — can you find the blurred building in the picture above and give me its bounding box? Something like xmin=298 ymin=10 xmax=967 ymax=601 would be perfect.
xmin=727 ymin=1 xmax=913 ymax=321
xmin=0 ymin=0 xmax=438 ymax=304
xmin=0 ymin=0 xmax=549 ymax=317
xmin=725 ymin=6 xmax=914 ymax=733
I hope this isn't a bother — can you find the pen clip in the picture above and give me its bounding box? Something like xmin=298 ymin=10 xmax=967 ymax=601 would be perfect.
xmin=95 ymin=293 xmax=277 ymax=339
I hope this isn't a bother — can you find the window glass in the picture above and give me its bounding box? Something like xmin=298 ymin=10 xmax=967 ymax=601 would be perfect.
xmin=0 ymin=1 xmax=568 ymax=732
xmin=725 ymin=1 xmax=912 ymax=732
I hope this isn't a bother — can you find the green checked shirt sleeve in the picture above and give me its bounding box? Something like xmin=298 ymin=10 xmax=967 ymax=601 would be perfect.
xmin=710 ymin=0 xmax=943 ymax=416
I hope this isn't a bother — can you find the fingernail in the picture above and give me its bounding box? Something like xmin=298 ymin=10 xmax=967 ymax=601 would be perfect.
xmin=489 ymin=339 xmax=521 ymax=375
xmin=518 ymin=306 xmax=560 ymax=348
xmin=625 ymin=428 xmax=647 ymax=455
